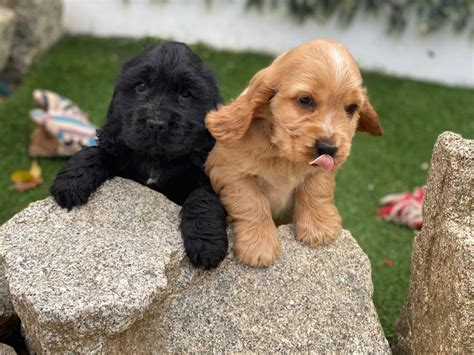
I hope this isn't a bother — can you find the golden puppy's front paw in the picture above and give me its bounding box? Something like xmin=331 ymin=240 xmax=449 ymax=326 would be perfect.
xmin=296 ymin=218 xmax=342 ymax=247
xmin=234 ymin=227 xmax=280 ymax=267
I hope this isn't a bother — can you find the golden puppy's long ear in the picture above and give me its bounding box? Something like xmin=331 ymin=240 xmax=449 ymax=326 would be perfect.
xmin=357 ymin=94 xmax=383 ymax=136
xmin=206 ymin=64 xmax=277 ymax=142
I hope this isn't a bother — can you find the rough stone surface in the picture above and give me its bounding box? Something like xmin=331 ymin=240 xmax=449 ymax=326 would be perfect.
xmin=393 ymin=132 xmax=473 ymax=354
xmin=0 ymin=0 xmax=62 ymax=80
xmin=0 ymin=259 xmax=14 ymax=325
xmin=0 ymin=343 xmax=16 ymax=355
xmin=112 ymin=227 xmax=389 ymax=353
xmin=0 ymin=258 xmax=16 ymax=342
xmin=0 ymin=7 xmax=15 ymax=72
xmin=1 ymin=178 xmax=184 ymax=353
xmin=1 ymin=178 xmax=389 ymax=353
xmin=0 ymin=220 xmax=17 ymax=344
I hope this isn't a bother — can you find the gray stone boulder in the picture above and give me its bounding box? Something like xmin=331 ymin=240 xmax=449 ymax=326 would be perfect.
xmin=0 ymin=343 xmax=16 ymax=355
xmin=0 ymin=0 xmax=62 ymax=80
xmin=0 ymin=263 xmax=14 ymax=324
xmin=0 ymin=219 xmax=17 ymax=344
xmin=393 ymin=132 xmax=473 ymax=354
xmin=0 ymin=7 xmax=15 ymax=73
xmin=0 ymin=260 xmax=16 ymax=342
xmin=1 ymin=178 xmax=389 ymax=353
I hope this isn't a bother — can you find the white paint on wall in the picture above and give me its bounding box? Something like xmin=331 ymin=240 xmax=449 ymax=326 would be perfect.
xmin=63 ymin=0 xmax=474 ymax=87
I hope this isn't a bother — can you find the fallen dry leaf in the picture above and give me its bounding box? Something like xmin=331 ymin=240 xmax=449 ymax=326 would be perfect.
xmin=11 ymin=160 xmax=43 ymax=191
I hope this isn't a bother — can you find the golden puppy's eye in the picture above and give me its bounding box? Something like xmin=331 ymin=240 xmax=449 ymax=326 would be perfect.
xmin=298 ymin=96 xmax=314 ymax=109
xmin=345 ymin=104 xmax=358 ymax=117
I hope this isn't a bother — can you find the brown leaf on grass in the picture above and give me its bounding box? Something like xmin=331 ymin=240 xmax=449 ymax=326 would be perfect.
xmin=11 ymin=160 xmax=43 ymax=191
xmin=384 ymin=258 xmax=393 ymax=267
xmin=14 ymin=177 xmax=44 ymax=192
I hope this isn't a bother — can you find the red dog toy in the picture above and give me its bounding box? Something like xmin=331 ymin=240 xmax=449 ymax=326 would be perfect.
xmin=377 ymin=187 xmax=425 ymax=229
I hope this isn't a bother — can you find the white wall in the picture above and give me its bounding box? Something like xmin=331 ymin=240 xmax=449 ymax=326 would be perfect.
xmin=63 ymin=0 xmax=474 ymax=87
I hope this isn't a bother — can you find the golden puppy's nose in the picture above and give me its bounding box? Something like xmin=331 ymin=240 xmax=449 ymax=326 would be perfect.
xmin=315 ymin=140 xmax=338 ymax=157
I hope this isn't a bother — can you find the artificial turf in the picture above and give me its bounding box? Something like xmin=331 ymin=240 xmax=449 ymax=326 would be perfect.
xmin=0 ymin=36 xmax=473 ymax=342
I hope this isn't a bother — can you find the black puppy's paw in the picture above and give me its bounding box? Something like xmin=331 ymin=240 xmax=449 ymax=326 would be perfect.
xmin=180 ymin=188 xmax=228 ymax=269
xmin=51 ymin=146 xmax=111 ymax=211
xmin=51 ymin=175 xmax=90 ymax=211
xmin=182 ymin=229 xmax=228 ymax=269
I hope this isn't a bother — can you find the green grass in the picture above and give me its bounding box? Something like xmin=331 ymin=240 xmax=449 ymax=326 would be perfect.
xmin=0 ymin=36 xmax=473 ymax=342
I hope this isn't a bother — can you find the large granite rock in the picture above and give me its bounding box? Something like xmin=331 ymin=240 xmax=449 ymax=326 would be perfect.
xmin=0 ymin=218 xmax=17 ymax=344
xmin=0 ymin=343 xmax=16 ymax=355
xmin=0 ymin=260 xmax=17 ymax=343
xmin=0 ymin=7 xmax=15 ymax=72
xmin=1 ymin=178 xmax=389 ymax=353
xmin=0 ymin=0 xmax=62 ymax=80
xmin=393 ymin=132 xmax=473 ymax=354
xmin=0 ymin=265 xmax=14 ymax=325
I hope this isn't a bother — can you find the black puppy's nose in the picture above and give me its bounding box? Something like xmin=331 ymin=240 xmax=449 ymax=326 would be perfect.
xmin=147 ymin=119 xmax=167 ymax=132
xmin=316 ymin=140 xmax=338 ymax=157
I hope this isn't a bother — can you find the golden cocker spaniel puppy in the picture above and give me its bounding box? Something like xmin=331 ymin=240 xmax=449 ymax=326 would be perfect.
xmin=205 ymin=39 xmax=382 ymax=267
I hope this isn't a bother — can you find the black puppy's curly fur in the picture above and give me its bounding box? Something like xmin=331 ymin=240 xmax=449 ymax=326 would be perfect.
xmin=51 ymin=42 xmax=228 ymax=269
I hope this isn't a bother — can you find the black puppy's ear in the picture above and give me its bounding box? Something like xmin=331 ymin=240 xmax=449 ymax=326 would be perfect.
xmin=97 ymin=90 xmax=126 ymax=156
xmin=213 ymin=90 xmax=223 ymax=109
xmin=105 ymin=90 xmax=117 ymax=121
xmin=195 ymin=60 xmax=223 ymax=109
xmin=207 ymin=69 xmax=223 ymax=108
xmin=191 ymin=130 xmax=215 ymax=167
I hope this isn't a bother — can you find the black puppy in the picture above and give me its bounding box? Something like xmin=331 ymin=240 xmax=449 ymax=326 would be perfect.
xmin=51 ymin=42 xmax=228 ymax=269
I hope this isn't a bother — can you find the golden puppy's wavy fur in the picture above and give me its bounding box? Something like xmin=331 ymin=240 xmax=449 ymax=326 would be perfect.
xmin=205 ymin=39 xmax=382 ymax=267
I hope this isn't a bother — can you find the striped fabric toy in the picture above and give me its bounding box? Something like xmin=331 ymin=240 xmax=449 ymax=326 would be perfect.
xmin=29 ymin=89 xmax=97 ymax=157
xmin=377 ymin=187 xmax=425 ymax=230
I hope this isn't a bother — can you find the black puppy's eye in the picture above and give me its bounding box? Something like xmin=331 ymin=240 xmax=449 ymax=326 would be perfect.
xmin=298 ymin=96 xmax=314 ymax=109
xmin=135 ymin=82 xmax=147 ymax=94
xmin=345 ymin=103 xmax=358 ymax=117
xmin=180 ymin=89 xmax=191 ymax=98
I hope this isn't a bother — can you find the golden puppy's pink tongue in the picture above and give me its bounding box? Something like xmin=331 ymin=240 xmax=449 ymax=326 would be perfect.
xmin=309 ymin=155 xmax=334 ymax=171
